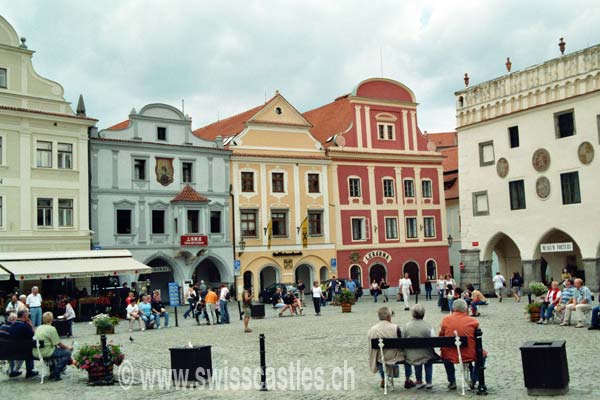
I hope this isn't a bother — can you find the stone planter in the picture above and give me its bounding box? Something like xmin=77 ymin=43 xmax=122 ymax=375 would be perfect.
xmin=529 ymin=310 xmax=541 ymax=322
xmin=341 ymin=303 xmax=352 ymax=313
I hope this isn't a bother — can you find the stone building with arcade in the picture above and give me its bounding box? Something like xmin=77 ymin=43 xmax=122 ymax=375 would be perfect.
xmin=455 ymin=41 xmax=600 ymax=293
xmin=305 ymin=78 xmax=451 ymax=293
xmin=90 ymin=103 xmax=233 ymax=296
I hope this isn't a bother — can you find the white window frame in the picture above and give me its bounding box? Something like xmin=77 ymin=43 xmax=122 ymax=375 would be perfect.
xmin=114 ymin=200 xmax=135 ymax=236
xmin=423 ymin=216 xmax=436 ymax=238
xmin=0 ymin=67 xmax=7 ymax=89
xmin=156 ymin=126 xmax=168 ymax=141
xmin=377 ymin=122 xmax=395 ymax=140
xmin=36 ymin=198 xmax=53 ymax=228
xmin=472 ymin=191 xmax=490 ymax=216
xmin=307 ymin=172 xmax=321 ymax=194
xmin=425 ymin=259 xmax=438 ymax=280
xmin=57 ymin=142 xmax=73 ymax=169
xmin=403 ymin=179 xmax=415 ymax=198
xmin=307 ymin=210 xmax=324 ymax=236
xmin=132 ymin=157 xmax=148 ymax=181
xmin=240 ymin=169 xmax=257 ymax=194
xmin=181 ymin=160 xmax=195 ymax=184
xmin=210 ymin=209 xmax=223 ymax=234
xmin=421 ymin=179 xmax=433 ymax=198
xmin=270 ymin=170 xmax=287 ymax=195
xmin=348 ymin=177 xmax=362 ymax=198
xmin=351 ymin=217 xmax=367 ymax=242
xmin=270 ymin=209 xmax=289 ymax=238
xmin=383 ymin=178 xmax=395 ymax=198
xmin=58 ymin=198 xmax=74 ymax=228
xmin=384 ymin=217 xmax=398 ymax=240
xmin=240 ymin=209 xmax=258 ymax=238
xmin=186 ymin=208 xmax=202 ymax=234
xmin=405 ymin=217 xmax=418 ymax=239
xmin=36 ymin=141 xmax=53 ymax=168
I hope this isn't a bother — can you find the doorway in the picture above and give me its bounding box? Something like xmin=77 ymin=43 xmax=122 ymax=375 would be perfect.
xmin=403 ymin=262 xmax=420 ymax=293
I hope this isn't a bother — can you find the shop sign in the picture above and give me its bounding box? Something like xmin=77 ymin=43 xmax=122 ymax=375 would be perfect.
xmin=180 ymin=235 xmax=208 ymax=246
xmin=363 ymin=250 xmax=392 ymax=264
xmin=540 ymin=242 xmax=573 ymax=253
xmin=150 ymin=266 xmax=172 ymax=273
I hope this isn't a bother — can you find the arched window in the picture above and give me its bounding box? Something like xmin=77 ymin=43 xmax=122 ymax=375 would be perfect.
xmin=426 ymin=260 xmax=437 ymax=280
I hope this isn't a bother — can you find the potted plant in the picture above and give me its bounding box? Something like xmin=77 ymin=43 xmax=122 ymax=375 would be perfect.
xmin=525 ymin=282 xmax=548 ymax=322
xmin=90 ymin=313 xmax=120 ymax=334
xmin=336 ymin=289 xmax=356 ymax=313
xmin=74 ymin=341 xmax=125 ymax=385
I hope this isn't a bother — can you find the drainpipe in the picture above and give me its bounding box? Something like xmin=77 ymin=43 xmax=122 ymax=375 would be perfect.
xmin=229 ymin=184 xmax=238 ymax=299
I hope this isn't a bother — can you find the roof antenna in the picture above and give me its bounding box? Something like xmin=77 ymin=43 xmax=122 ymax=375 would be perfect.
xmin=380 ymin=47 xmax=384 ymax=77
xmin=264 ymin=90 xmax=267 ymax=104
xmin=181 ymin=99 xmax=185 ymax=114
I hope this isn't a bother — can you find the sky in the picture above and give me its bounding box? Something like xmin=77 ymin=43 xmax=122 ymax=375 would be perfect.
xmin=2 ymin=1 xmax=600 ymax=132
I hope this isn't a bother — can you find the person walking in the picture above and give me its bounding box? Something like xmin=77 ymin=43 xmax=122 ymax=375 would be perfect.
xmin=204 ymin=288 xmax=218 ymax=325
xmin=380 ymin=279 xmax=390 ymax=303
xmin=399 ymin=273 xmax=413 ymax=311
xmin=297 ymin=280 xmax=306 ymax=308
xmin=26 ymin=286 xmax=43 ymax=327
xmin=219 ymin=284 xmax=230 ymax=324
xmin=510 ymin=272 xmax=523 ymax=302
xmin=183 ymin=283 xmax=197 ymax=319
xmin=436 ymin=275 xmax=447 ymax=307
xmin=242 ymin=286 xmax=253 ymax=333
xmin=424 ymin=280 xmax=433 ymax=300
xmin=312 ymin=281 xmax=325 ymax=316
xmin=492 ymin=272 xmax=506 ymax=302
xmin=61 ymin=297 xmax=76 ymax=337
xmin=371 ymin=280 xmax=380 ymax=303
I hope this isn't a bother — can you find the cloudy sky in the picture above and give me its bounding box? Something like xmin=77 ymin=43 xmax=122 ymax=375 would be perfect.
xmin=2 ymin=1 xmax=600 ymax=132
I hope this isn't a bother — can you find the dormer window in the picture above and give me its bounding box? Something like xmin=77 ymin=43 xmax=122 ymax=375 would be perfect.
xmin=0 ymin=68 xmax=6 ymax=88
xmin=157 ymin=127 xmax=167 ymax=141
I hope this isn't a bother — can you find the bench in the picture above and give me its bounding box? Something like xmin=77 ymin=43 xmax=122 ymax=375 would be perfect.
xmin=370 ymin=328 xmax=487 ymax=395
xmin=0 ymin=337 xmax=47 ymax=383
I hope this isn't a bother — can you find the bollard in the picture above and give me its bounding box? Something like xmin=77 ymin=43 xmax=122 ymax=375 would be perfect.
xmin=100 ymin=334 xmax=114 ymax=385
xmin=474 ymin=328 xmax=487 ymax=395
xmin=238 ymin=301 xmax=243 ymax=321
xmin=259 ymin=334 xmax=267 ymax=391
xmin=415 ymin=293 xmax=419 ymax=304
xmin=174 ymin=306 xmax=179 ymax=327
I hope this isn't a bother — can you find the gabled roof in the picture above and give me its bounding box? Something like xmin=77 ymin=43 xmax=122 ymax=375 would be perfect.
xmin=426 ymin=131 xmax=457 ymax=149
xmin=302 ymin=95 xmax=352 ymax=146
xmin=107 ymin=119 xmax=131 ymax=130
xmin=193 ymin=104 xmax=266 ymax=140
xmin=170 ymin=185 xmax=209 ymax=203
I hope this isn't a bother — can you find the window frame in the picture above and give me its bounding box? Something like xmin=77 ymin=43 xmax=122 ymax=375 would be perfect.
xmin=270 ymin=210 xmax=288 ymax=237
xmin=384 ymin=217 xmax=398 ymax=240
xmin=348 ymin=177 xmax=362 ymax=198
xmin=405 ymin=217 xmax=418 ymax=239
xmin=210 ymin=210 xmax=222 ymax=234
xmin=36 ymin=141 xmax=53 ymax=168
xmin=181 ymin=161 xmax=194 ymax=184
xmin=151 ymin=209 xmax=166 ymax=234
xmin=472 ymin=190 xmax=490 ymax=216
xmin=0 ymin=134 xmax=4 ymax=165
xmin=116 ymin=208 xmax=133 ymax=235
xmin=0 ymin=67 xmax=6 ymax=89
xmin=308 ymin=210 xmax=323 ymax=236
xmin=509 ymin=179 xmax=526 ymax=210
xmin=377 ymin=122 xmax=395 ymax=140
xmin=58 ymin=198 xmax=74 ymax=227
xmin=383 ymin=178 xmax=395 ymax=198
xmin=560 ymin=171 xmax=581 ymax=205
xmin=57 ymin=142 xmax=73 ymax=169
xmin=351 ymin=217 xmax=366 ymax=241
xmin=478 ymin=140 xmax=495 ymax=166
xmin=0 ymin=195 xmax=3 ymax=229
xmin=423 ymin=216 xmax=436 ymax=238
xmin=403 ymin=179 xmax=415 ymax=198
xmin=157 ymin=126 xmax=167 ymax=141
xmin=508 ymin=126 xmax=520 ymax=148
xmin=241 ymin=171 xmax=255 ymax=193
xmin=554 ymin=109 xmax=576 ymax=139
xmin=240 ymin=209 xmax=258 ymax=238
xmin=426 ymin=259 xmax=437 ymax=280
xmin=133 ymin=158 xmax=147 ymax=181
xmin=421 ymin=179 xmax=433 ymax=198
xmin=271 ymin=172 xmax=285 ymax=193
xmin=36 ymin=198 xmax=53 ymax=228
xmin=186 ymin=209 xmax=200 ymax=234
xmin=307 ymin=173 xmax=320 ymax=194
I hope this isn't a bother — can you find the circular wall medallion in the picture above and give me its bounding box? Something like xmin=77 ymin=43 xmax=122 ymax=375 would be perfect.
xmin=536 ymin=176 xmax=551 ymax=199
xmin=532 ymin=148 xmax=551 ymax=172
xmin=578 ymin=142 xmax=594 ymax=165
xmin=496 ymin=158 xmax=509 ymax=178
xmin=426 ymin=141 xmax=437 ymax=151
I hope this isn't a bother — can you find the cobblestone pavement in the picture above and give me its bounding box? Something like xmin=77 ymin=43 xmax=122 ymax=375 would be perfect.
xmin=1 ymin=297 xmax=599 ymax=400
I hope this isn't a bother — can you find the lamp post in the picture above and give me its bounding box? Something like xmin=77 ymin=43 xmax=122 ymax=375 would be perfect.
xmin=447 ymin=235 xmax=454 ymax=247
xmin=238 ymin=240 xmax=246 ymax=257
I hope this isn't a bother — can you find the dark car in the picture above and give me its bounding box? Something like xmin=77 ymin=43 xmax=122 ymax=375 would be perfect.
xmin=259 ymin=283 xmax=298 ymax=304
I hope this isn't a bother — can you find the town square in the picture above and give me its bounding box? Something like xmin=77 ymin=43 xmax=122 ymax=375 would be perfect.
xmin=1 ymin=1 xmax=600 ymax=399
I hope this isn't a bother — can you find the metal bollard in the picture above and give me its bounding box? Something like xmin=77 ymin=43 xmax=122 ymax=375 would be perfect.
xmin=474 ymin=328 xmax=487 ymax=395
xmin=174 ymin=306 xmax=179 ymax=327
xmin=259 ymin=333 xmax=267 ymax=391
xmin=100 ymin=334 xmax=114 ymax=385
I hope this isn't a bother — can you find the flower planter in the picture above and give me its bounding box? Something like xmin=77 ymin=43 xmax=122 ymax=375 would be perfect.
xmin=341 ymin=303 xmax=352 ymax=313
xmin=87 ymin=363 xmax=114 ymax=385
xmin=529 ymin=310 xmax=541 ymax=322
xmin=96 ymin=326 xmax=115 ymax=335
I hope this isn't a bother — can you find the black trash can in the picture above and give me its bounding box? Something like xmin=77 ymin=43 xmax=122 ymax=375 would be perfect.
xmin=52 ymin=319 xmax=69 ymax=337
xmin=251 ymin=304 xmax=265 ymax=319
xmin=520 ymin=340 xmax=569 ymax=395
xmin=440 ymin=297 xmax=450 ymax=312
xmin=169 ymin=345 xmax=212 ymax=385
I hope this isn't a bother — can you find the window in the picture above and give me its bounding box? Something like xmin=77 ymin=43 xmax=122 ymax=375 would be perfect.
xmin=157 ymin=127 xmax=167 ymax=141
xmin=187 ymin=210 xmax=200 ymax=233
xmin=560 ymin=172 xmax=581 ymax=205
xmin=472 ymin=191 xmax=490 ymax=216
xmin=349 ymin=178 xmax=361 ymax=197
xmin=116 ymin=209 xmax=132 ymax=234
xmin=422 ymin=180 xmax=432 ymax=198
xmin=509 ymin=180 xmax=526 ymax=210
xmin=240 ymin=210 xmax=257 ymax=237
xmin=555 ymin=110 xmax=575 ymax=138
xmin=426 ymin=260 xmax=437 ymax=280
xmin=404 ymin=180 xmax=415 ymax=198
xmin=152 ymin=210 xmax=165 ymax=234
xmin=210 ymin=211 xmax=221 ymax=233
xmin=0 ymin=68 xmax=6 ymax=88
xmin=57 ymin=143 xmax=73 ymax=169
xmin=308 ymin=211 xmax=323 ymax=236
xmin=272 ymin=172 xmax=284 ymax=193
xmin=36 ymin=141 xmax=52 ymax=168
xmin=134 ymin=159 xmax=146 ymax=180
xmin=383 ymin=179 xmax=395 ymax=198
xmin=424 ymin=217 xmax=436 ymax=238
xmin=0 ymin=197 xmax=3 ymax=228
xmin=271 ymin=211 xmax=287 ymax=237
xmin=37 ymin=198 xmax=53 ymax=227
xmin=406 ymin=217 xmax=418 ymax=239
xmin=0 ymin=136 xmax=3 ymax=164
xmin=385 ymin=217 xmax=398 ymax=240
xmin=351 ymin=218 xmax=366 ymax=241
xmin=377 ymin=123 xmax=394 ymax=140
xmin=508 ymin=126 xmax=519 ymax=148
xmin=58 ymin=199 xmax=73 ymax=227
xmin=308 ymin=173 xmax=320 ymax=193
xmin=182 ymin=162 xmax=193 ymax=183
xmin=479 ymin=141 xmax=495 ymax=166
xmin=241 ymin=172 xmax=254 ymax=192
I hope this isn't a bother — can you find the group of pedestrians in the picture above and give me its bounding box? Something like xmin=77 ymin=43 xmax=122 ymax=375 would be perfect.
xmin=182 ymin=281 xmax=231 ymax=326
xmin=492 ymin=271 xmax=523 ymax=302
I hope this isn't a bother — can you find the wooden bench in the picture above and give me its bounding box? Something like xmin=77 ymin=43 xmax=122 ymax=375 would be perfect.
xmin=370 ymin=328 xmax=487 ymax=395
xmin=0 ymin=336 xmax=47 ymax=383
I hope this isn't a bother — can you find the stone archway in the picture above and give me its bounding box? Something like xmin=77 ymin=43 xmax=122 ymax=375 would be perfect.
xmin=350 ymin=265 xmax=362 ymax=286
xmin=295 ymin=264 xmax=313 ymax=294
xmin=193 ymin=258 xmax=222 ymax=287
xmin=533 ymin=228 xmax=583 ymax=283
xmin=319 ymin=266 xmax=329 ymax=283
xmin=243 ymin=271 xmax=253 ymax=290
xmin=140 ymin=254 xmax=177 ymax=298
xmin=369 ymin=264 xmax=386 ymax=285
xmin=403 ymin=261 xmax=420 ymax=293
xmin=483 ymin=232 xmax=522 ymax=286
xmin=259 ymin=265 xmax=280 ymax=293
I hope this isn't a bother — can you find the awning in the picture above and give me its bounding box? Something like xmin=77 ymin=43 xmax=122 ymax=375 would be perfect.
xmin=0 ymin=250 xmax=152 ymax=281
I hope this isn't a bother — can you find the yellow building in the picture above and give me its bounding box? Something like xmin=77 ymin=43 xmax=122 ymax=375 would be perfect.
xmin=194 ymin=93 xmax=336 ymax=299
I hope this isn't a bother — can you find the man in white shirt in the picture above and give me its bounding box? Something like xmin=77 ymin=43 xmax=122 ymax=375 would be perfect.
xmin=436 ymin=275 xmax=447 ymax=307
xmin=26 ymin=286 xmax=43 ymax=327
xmin=399 ymin=273 xmax=413 ymax=311
xmin=492 ymin=272 xmax=506 ymax=302
xmin=219 ymin=285 xmax=230 ymax=324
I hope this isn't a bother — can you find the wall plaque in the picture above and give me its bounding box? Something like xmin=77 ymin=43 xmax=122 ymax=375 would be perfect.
xmin=532 ymin=148 xmax=550 ymax=172
xmin=496 ymin=158 xmax=509 ymax=178
xmin=578 ymin=142 xmax=594 ymax=165
xmin=536 ymin=176 xmax=551 ymax=199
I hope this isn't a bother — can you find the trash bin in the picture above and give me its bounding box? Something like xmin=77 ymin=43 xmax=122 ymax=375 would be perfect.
xmin=251 ymin=304 xmax=265 ymax=319
xmin=440 ymin=297 xmax=450 ymax=312
xmin=169 ymin=345 xmax=212 ymax=385
xmin=52 ymin=319 xmax=69 ymax=337
xmin=520 ymin=340 xmax=569 ymax=396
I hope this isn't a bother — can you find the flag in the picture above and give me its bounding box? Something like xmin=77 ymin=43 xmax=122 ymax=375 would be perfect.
xmin=301 ymin=216 xmax=308 ymax=248
xmin=267 ymin=219 xmax=273 ymax=249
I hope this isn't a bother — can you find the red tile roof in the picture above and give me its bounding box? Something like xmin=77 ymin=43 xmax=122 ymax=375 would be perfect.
xmin=107 ymin=119 xmax=130 ymax=130
xmin=426 ymin=131 xmax=457 ymax=149
xmin=0 ymin=105 xmax=97 ymax=122
xmin=171 ymin=185 xmax=209 ymax=203
xmin=441 ymin=147 xmax=458 ymax=172
xmin=302 ymin=95 xmax=352 ymax=147
xmin=444 ymin=171 xmax=459 ymax=200
xmin=193 ymin=104 xmax=266 ymax=140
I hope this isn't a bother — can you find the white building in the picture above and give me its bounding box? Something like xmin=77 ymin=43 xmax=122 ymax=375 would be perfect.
xmin=456 ymin=42 xmax=600 ymax=293
xmin=90 ymin=104 xmax=233 ymax=295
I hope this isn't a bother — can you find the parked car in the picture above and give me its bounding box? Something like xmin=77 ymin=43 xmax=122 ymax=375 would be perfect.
xmin=259 ymin=283 xmax=298 ymax=304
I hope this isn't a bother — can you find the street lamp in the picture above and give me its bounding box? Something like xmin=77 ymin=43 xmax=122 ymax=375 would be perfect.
xmin=238 ymin=240 xmax=246 ymax=257
xmin=447 ymin=234 xmax=453 ymax=247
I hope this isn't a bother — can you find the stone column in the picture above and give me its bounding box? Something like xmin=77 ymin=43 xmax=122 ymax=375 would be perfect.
xmin=459 ymin=249 xmax=481 ymax=288
xmin=522 ymin=259 xmax=540 ymax=293
xmin=479 ymin=260 xmax=493 ymax=295
xmin=583 ymin=258 xmax=600 ymax=292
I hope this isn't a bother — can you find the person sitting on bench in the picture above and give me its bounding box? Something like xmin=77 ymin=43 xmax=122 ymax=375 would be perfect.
xmin=368 ymin=306 xmax=414 ymax=389
xmin=467 ymin=285 xmax=487 ymax=317
xmin=138 ymin=295 xmax=156 ymax=329
xmin=6 ymin=309 xmax=39 ymax=379
xmin=33 ymin=312 xmax=72 ymax=381
xmin=402 ymin=304 xmax=436 ymax=389
xmin=439 ymin=299 xmax=486 ymax=390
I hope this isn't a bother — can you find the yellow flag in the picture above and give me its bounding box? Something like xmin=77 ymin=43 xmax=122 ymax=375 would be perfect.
xmin=301 ymin=216 xmax=308 ymax=248
xmin=267 ymin=219 xmax=273 ymax=249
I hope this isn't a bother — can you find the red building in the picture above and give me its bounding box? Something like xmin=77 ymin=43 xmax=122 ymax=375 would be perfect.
xmin=304 ymin=78 xmax=450 ymax=292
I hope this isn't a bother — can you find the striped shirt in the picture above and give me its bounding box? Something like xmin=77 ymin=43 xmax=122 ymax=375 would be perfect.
xmin=560 ymin=287 xmax=575 ymax=304
xmin=573 ymin=286 xmax=593 ymax=304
